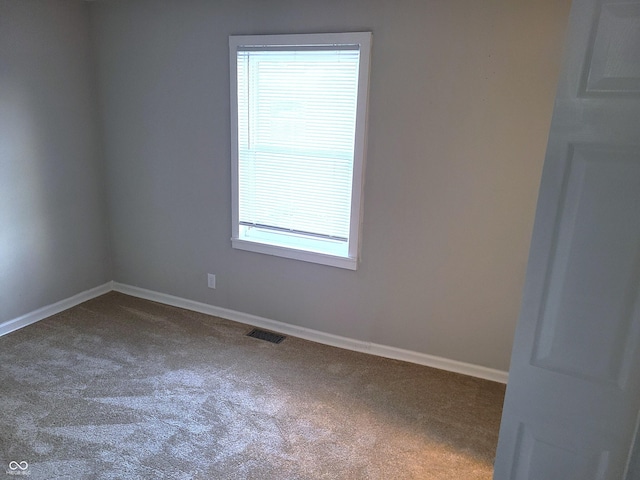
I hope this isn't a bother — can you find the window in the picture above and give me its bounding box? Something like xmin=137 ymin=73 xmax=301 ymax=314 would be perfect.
xmin=229 ymin=32 xmax=372 ymax=270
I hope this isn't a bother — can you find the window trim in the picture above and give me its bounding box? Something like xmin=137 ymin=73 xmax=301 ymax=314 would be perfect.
xmin=229 ymin=32 xmax=372 ymax=270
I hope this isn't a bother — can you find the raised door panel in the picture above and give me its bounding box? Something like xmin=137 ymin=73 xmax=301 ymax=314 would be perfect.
xmin=585 ymin=3 xmax=640 ymax=94
xmin=532 ymin=145 xmax=640 ymax=388
xmin=510 ymin=423 xmax=609 ymax=480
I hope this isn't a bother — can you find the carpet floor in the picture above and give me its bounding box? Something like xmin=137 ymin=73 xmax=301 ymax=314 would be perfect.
xmin=0 ymin=292 xmax=505 ymax=479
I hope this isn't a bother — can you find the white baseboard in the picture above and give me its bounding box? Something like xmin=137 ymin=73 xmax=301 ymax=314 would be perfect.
xmin=113 ymin=282 xmax=508 ymax=384
xmin=0 ymin=281 xmax=508 ymax=384
xmin=0 ymin=281 xmax=114 ymax=337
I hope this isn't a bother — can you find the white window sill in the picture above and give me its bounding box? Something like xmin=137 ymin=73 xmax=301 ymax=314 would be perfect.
xmin=231 ymin=237 xmax=358 ymax=270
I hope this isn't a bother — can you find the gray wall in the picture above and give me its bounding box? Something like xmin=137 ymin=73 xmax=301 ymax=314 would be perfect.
xmin=0 ymin=0 xmax=571 ymax=373
xmin=0 ymin=0 xmax=111 ymax=323
xmin=90 ymin=0 xmax=570 ymax=372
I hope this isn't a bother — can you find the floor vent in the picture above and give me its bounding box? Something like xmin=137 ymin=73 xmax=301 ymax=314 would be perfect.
xmin=246 ymin=328 xmax=286 ymax=344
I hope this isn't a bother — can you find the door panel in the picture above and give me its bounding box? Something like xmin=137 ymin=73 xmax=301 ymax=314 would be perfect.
xmin=511 ymin=423 xmax=609 ymax=480
xmin=494 ymin=1 xmax=640 ymax=478
xmin=585 ymin=3 xmax=640 ymax=94
xmin=532 ymin=145 xmax=640 ymax=387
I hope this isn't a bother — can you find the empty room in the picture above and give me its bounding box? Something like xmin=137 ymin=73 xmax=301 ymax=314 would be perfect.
xmin=2 ymin=0 xmax=640 ymax=478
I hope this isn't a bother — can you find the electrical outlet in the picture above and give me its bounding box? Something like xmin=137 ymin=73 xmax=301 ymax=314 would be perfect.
xmin=207 ymin=274 xmax=216 ymax=289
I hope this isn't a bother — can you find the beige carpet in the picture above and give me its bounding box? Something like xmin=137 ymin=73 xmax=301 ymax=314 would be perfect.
xmin=0 ymin=292 xmax=505 ymax=479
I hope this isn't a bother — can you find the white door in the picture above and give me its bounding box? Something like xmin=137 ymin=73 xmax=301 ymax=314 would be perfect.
xmin=494 ymin=0 xmax=640 ymax=479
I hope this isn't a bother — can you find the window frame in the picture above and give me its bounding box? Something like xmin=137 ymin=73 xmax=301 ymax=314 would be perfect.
xmin=229 ymin=32 xmax=372 ymax=270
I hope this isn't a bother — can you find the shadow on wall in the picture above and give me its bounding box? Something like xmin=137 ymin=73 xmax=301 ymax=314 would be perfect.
xmin=0 ymin=80 xmax=59 ymax=320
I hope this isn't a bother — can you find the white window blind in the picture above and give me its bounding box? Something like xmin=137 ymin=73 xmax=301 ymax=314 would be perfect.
xmin=238 ymin=48 xmax=359 ymax=240
xmin=230 ymin=33 xmax=371 ymax=269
